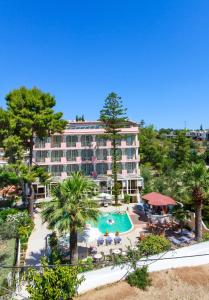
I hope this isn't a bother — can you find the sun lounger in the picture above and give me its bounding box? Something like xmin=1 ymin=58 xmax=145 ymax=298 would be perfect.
xmin=106 ymin=237 xmax=113 ymax=245
xmin=97 ymin=237 xmax=104 ymax=246
xmin=168 ymin=236 xmax=183 ymax=246
xmin=181 ymin=229 xmax=193 ymax=238
xmin=114 ymin=237 xmax=122 ymax=244
xmin=178 ymin=236 xmax=192 ymax=244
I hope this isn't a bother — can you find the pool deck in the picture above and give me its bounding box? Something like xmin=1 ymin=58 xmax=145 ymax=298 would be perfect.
xmin=78 ymin=203 xmax=147 ymax=258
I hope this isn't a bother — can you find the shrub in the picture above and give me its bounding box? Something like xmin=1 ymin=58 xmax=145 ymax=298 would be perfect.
xmin=48 ymin=232 xmax=62 ymax=264
xmin=6 ymin=211 xmax=33 ymax=229
xmin=26 ymin=258 xmax=84 ymax=300
xmin=49 ymin=250 xmax=61 ymax=265
xmin=124 ymin=194 xmax=131 ymax=204
xmin=78 ymin=257 xmax=94 ymax=272
xmin=0 ymin=208 xmax=19 ymax=222
xmin=139 ymin=234 xmax=171 ymax=256
xmin=127 ymin=266 xmax=151 ymax=290
xmin=49 ymin=232 xmax=58 ymax=248
xmin=203 ymin=232 xmax=209 ymax=241
xmin=0 ymin=199 xmax=15 ymax=208
xmin=0 ymin=222 xmax=17 ymax=239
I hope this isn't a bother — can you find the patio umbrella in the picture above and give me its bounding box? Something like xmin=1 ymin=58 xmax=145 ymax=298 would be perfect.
xmin=98 ymin=192 xmax=112 ymax=200
xmin=78 ymin=227 xmax=101 ymax=244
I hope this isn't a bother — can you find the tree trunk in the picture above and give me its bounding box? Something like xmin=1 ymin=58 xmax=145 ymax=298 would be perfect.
xmin=112 ymin=139 xmax=118 ymax=206
xmin=193 ymin=187 xmax=203 ymax=242
xmin=28 ymin=135 xmax=35 ymax=218
xmin=29 ymin=136 xmax=34 ymax=166
xmin=21 ymin=180 xmax=27 ymax=206
xmin=28 ymin=182 xmax=35 ymax=219
xmin=70 ymin=226 xmax=78 ymax=265
xmin=195 ymin=203 xmax=203 ymax=242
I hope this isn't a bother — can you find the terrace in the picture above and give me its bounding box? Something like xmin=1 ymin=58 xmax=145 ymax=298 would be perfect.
xmin=53 ymin=193 xmax=195 ymax=265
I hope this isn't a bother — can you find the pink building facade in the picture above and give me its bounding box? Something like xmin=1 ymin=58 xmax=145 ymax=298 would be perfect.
xmin=33 ymin=121 xmax=143 ymax=201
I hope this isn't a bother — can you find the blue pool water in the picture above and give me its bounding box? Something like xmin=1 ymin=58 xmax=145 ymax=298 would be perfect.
xmin=90 ymin=212 xmax=133 ymax=234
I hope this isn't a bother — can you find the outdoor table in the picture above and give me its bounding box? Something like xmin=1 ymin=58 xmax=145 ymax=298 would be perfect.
xmin=93 ymin=253 xmax=102 ymax=260
xmin=113 ymin=249 xmax=121 ymax=255
xmin=91 ymin=247 xmax=97 ymax=254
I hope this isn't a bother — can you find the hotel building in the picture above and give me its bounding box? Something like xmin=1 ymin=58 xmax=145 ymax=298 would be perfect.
xmin=32 ymin=121 xmax=143 ymax=201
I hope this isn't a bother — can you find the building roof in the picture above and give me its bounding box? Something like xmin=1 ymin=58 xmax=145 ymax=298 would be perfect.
xmin=142 ymin=192 xmax=176 ymax=206
xmin=67 ymin=120 xmax=138 ymax=127
xmin=0 ymin=185 xmax=17 ymax=196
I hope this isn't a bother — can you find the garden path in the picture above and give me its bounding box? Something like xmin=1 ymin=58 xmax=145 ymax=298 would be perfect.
xmin=25 ymin=208 xmax=51 ymax=266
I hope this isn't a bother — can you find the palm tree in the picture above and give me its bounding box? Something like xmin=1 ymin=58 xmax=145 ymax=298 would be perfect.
xmin=42 ymin=172 xmax=99 ymax=264
xmin=185 ymin=163 xmax=209 ymax=242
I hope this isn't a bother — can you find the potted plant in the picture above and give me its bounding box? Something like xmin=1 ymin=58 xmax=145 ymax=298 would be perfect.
xmin=105 ymin=230 xmax=109 ymax=236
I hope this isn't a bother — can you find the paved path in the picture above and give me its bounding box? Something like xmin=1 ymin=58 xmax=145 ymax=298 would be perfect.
xmin=25 ymin=208 xmax=51 ymax=266
xmin=78 ymin=241 xmax=209 ymax=294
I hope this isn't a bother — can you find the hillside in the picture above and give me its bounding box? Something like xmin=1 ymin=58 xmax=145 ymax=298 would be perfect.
xmin=77 ymin=264 xmax=209 ymax=300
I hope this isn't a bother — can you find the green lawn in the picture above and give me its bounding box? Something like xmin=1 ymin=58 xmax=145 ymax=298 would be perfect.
xmin=0 ymin=238 xmax=16 ymax=290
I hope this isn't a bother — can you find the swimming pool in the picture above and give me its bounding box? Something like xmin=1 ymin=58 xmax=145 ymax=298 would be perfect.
xmin=90 ymin=212 xmax=133 ymax=234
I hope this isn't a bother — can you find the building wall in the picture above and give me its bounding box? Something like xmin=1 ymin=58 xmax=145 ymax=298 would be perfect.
xmin=32 ymin=121 xmax=140 ymax=180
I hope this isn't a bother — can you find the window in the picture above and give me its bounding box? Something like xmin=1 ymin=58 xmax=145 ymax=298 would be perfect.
xmin=66 ymin=150 xmax=78 ymax=161
xmin=96 ymin=137 xmax=106 ymax=146
xmin=81 ymin=164 xmax=94 ymax=176
xmin=125 ymin=148 xmax=136 ymax=159
xmin=81 ymin=149 xmax=93 ymax=161
xmin=66 ymin=164 xmax=79 ymax=175
xmin=34 ymin=137 xmax=47 ymax=148
xmin=125 ymin=162 xmax=136 ymax=174
xmin=35 ymin=151 xmax=48 ymax=162
xmin=66 ymin=135 xmax=78 ymax=147
xmin=81 ymin=135 xmax=93 ymax=147
xmin=51 ymin=136 xmax=62 ymax=148
xmin=51 ymin=150 xmax=63 ymax=162
xmin=51 ymin=165 xmax=63 ymax=176
xmin=96 ymin=149 xmax=107 ymax=160
xmin=96 ymin=163 xmax=108 ymax=175
xmin=125 ymin=135 xmax=135 ymax=146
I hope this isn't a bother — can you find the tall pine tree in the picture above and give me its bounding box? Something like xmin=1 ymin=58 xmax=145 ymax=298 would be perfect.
xmin=4 ymin=86 xmax=67 ymax=217
xmin=100 ymin=92 xmax=127 ymax=205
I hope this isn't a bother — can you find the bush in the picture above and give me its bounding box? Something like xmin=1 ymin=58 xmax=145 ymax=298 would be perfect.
xmin=49 ymin=232 xmax=58 ymax=248
xmin=0 ymin=199 xmax=15 ymax=208
xmin=26 ymin=258 xmax=84 ymax=300
xmin=203 ymin=232 xmax=209 ymax=241
xmin=0 ymin=222 xmax=17 ymax=239
xmin=127 ymin=266 xmax=151 ymax=290
xmin=78 ymin=257 xmax=94 ymax=272
xmin=124 ymin=194 xmax=131 ymax=204
xmin=0 ymin=208 xmax=19 ymax=222
xmin=139 ymin=234 xmax=171 ymax=256
xmin=18 ymin=223 xmax=34 ymax=244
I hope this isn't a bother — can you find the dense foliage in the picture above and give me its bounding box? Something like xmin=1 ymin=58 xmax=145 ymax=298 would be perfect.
xmin=26 ymin=258 xmax=84 ymax=300
xmin=127 ymin=266 xmax=151 ymax=290
xmin=139 ymin=125 xmax=209 ymax=231
xmin=138 ymin=234 xmax=171 ymax=257
xmin=1 ymin=86 xmax=67 ymax=217
xmin=0 ymin=208 xmax=34 ymax=245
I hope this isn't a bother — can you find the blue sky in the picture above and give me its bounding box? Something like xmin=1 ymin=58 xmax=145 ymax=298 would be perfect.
xmin=0 ymin=0 xmax=209 ymax=129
